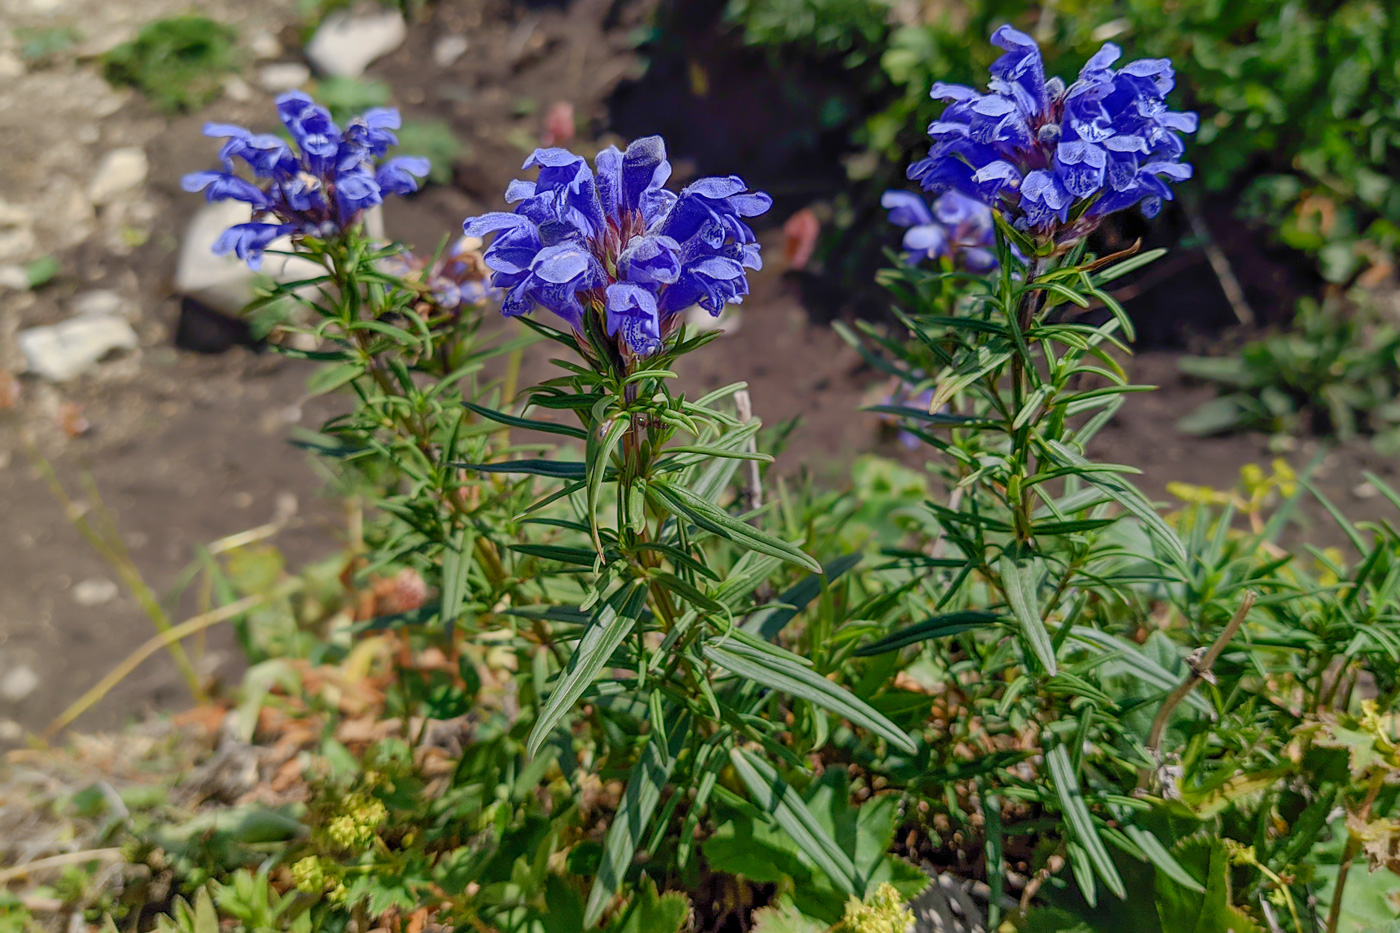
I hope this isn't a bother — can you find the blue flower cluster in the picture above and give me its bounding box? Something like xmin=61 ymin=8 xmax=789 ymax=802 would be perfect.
xmin=908 ymin=26 xmax=1197 ymax=241
xmin=463 ymin=136 xmax=770 ymax=358
xmin=182 ymin=91 xmax=430 ymax=268
xmin=882 ymin=189 xmax=997 ymax=271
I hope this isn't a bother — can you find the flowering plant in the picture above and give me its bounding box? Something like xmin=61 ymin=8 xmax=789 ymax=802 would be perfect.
xmin=909 ymin=25 xmax=1197 ymax=245
xmin=881 ymin=189 xmax=997 ymax=270
xmin=464 ymin=136 xmax=769 ymax=359
xmin=182 ymin=90 xmax=429 ymax=266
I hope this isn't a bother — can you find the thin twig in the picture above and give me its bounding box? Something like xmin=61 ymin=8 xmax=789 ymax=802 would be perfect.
xmin=1326 ymin=771 xmax=1385 ymax=933
xmin=0 ymin=849 xmax=125 ymax=884
xmin=1185 ymin=198 xmax=1256 ymax=328
xmin=1137 ymin=590 xmax=1256 ymax=792
xmin=42 ymin=593 xmax=274 ymax=741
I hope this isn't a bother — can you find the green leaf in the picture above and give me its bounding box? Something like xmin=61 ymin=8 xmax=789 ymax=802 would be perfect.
xmin=463 ymin=401 xmax=588 ymax=439
xmin=744 ymin=554 xmax=863 ymax=640
xmin=854 ymin=610 xmax=1002 ymax=655
xmin=1122 ymin=825 xmax=1204 ymax=894
xmin=585 ymin=716 xmax=689 ymax=926
xmin=650 ymin=481 xmax=822 ymax=573
xmin=588 ymin=415 xmax=630 ymax=554
xmin=1154 ymin=837 xmax=1263 ymax=933
xmin=527 ymin=582 xmax=648 ymax=757
xmin=728 ymin=748 xmax=859 ymax=895
xmin=440 ymin=526 xmax=473 ymax=634
xmin=704 ymin=641 xmax=917 ymax=753
xmin=1044 ymin=440 xmax=1188 ymax=565
xmin=750 ymin=902 xmax=826 ymax=933
xmin=605 ymin=875 xmax=690 ymax=933
xmin=459 ymin=459 xmax=587 ymax=479
xmin=999 ymin=553 xmax=1057 ymax=675
xmin=1046 ymin=745 xmax=1125 ymax=901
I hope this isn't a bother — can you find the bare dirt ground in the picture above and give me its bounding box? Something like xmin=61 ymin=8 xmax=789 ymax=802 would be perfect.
xmin=2 ymin=0 xmax=1395 ymax=745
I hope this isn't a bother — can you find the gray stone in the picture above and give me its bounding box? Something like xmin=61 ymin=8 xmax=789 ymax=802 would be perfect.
xmin=258 ymin=62 xmax=311 ymax=93
xmin=87 ymin=147 xmax=148 ymax=205
xmin=18 ymin=315 xmax=138 ymax=381
xmin=304 ymin=8 xmax=406 ymax=78
xmin=248 ymin=30 xmax=283 ymax=60
xmin=1 ymin=665 xmax=39 ymax=702
xmin=223 ymin=75 xmax=254 ymax=102
xmin=433 ymin=35 xmax=468 ymax=67
xmin=73 ymin=578 xmax=119 ymax=606
xmin=0 ymin=265 xmax=29 ymax=291
xmin=175 ymin=201 xmax=323 ymax=314
xmin=71 ymin=289 xmax=128 ymax=318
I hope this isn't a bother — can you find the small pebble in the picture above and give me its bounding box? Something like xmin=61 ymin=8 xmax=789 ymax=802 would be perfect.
xmin=1 ymin=665 xmax=39 ymax=702
xmin=72 ymin=578 xmax=119 ymax=606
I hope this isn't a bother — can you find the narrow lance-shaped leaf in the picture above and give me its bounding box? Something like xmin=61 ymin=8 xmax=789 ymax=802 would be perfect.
xmin=728 ymin=748 xmax=858 ymax=895
xmin=1046 ymin=744 xmax=1126 ymax=900
xmin=527 ymin=582 xmax=649 ymax=757
xmin=704 ymin=640 xmax=917 ymax=754
xmin=855 ymin=611 xmax=1002 ymax=656
xmin=584 ymin=714 xmax=690 ymax=926
xmin=999 ymin=553 xmax=1057 ymax=675
xmin=651 ymin=480 xmax=822 ymax=573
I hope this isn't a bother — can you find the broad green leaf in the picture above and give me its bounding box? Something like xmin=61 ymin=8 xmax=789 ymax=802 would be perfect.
xmin=704 ymin=641 xmax=917 ymax=753
xmin=999 ymin=553 xmax=1057 ymax=675
xmin=527 ymin=582 xmax=648 ymax=757
xmin=728 ymin=748 xmax=859 ymax=895
xmin=1154 ymin=837 xmax=1263 ymax=933
xmin=651 ymin=480 xmax=822 ymax=573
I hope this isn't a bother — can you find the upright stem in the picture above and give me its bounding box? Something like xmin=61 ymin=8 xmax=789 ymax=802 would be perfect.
xmin=1008 ymin=257 xmax=1043 ymax=546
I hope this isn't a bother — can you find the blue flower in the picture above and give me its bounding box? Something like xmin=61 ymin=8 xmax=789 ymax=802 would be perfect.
xmin=182 ymin=91 xmax=430 ymax=267
xmin=882 ymin=189 xmax=997 ymax=271
xmin=908 ymin=26 xmax=1197 ymax=243
xmin=464 ymin=136 xmax=770 ymax=358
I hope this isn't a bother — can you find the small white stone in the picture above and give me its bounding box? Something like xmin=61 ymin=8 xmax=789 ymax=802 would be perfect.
xmin=0 ymin=53 xmax=25 ymax=78
xmin=1355 ymin=482 xmax=1379 ymax=499
xmin=0 ymin=720 xmax=23 ymax=742
xmin=0 ymin=265 xmax=29 ymax=291
xmin=432 ymin=35 xmax=468 ymax=67
xmin=248 ymin=29 xmax=282 ymax=59
xmin=258 ymin=62 xmax=311 ymax=93
xmin=1 ymin=665 xmax=39 ymax=702
xmin=175 ymin=201 xmax=323 ymax=314
xmin=87 ymin=147 xmax=148 ymax=205
xmin=223 ymin=75 xmax=254 ymax=102
xmin=304 ymin=8 xmax=407 ymax=78
xmin=71 ymin=289 xmax=127 ymax=318
xmin=73 ymin=578 xmax=119 ymax=606
xmin=18 ymin=315 xmax=139 ymax=382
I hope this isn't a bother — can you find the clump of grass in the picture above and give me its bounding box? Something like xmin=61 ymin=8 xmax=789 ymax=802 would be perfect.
xmin=102 ymin=16 xmax=240 ymax=113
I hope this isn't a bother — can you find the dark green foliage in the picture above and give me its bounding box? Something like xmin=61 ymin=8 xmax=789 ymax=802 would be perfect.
xmin=101 ymin=16 xmax=240 ymax=113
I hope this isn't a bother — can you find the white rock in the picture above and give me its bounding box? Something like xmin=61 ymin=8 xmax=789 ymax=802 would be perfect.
xmin=1 ymin=665 xmax=39 ymax=702
xmin=223 ymin=75 xmax=254 ymax=102
xmin=18 ymin=315 xmax=138 ymax=382
xmin=73 ymin=578 xmax=119 ymax=606
xmin=0 ymin=53 xmax=25 ymax=78
xmin=0 ymin=265 xmax=29 ymax=291
xmin=258 ymin=62 xmax=311 ymax=93
xmin=71 ymin=289 xmax=128 ymax=318
xmin=175 ymin=200 xmax=323 ymax=314
xmin=249 ymin=29 xmax=282 ymax=59
xmin=305 ymin=8 xmax=406 ymax=78
xmin=87 ymin=147 xmax=148 ymax=205
xmin=0 ymin=720 xmax=22 ymax=742
xmin=433 ymin=35 xmax=468 ymax=67
xmin=686 ymin=305 xmax=739 ymax=335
